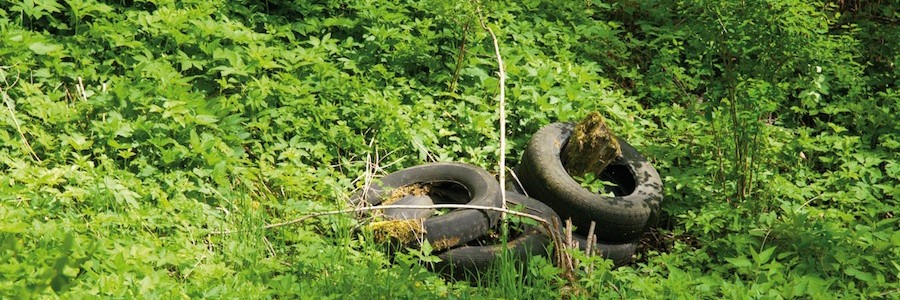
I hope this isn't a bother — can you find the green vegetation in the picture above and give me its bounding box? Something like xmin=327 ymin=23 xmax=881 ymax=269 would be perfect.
xmin=575 ymin=172 xmax=616 ymax=196
xmin=1 ymin=0 xmax=896 ymax=298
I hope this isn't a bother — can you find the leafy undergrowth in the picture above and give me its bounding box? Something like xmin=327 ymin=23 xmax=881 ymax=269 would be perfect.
xmin=1 ymin=0 xmax=897 ymax=298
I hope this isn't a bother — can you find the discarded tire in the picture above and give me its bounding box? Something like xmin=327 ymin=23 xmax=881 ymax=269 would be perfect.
xmin=571 ymin=234 xmax=638 ymax=267
xmin=517 ymin=122 xmax=663 ymax=242
xmin=508 ymin=174 xmax=638 ymax=267
xmin=432 ymin=192 xmax=558 ymax=279
xmin=351 ymin=162 xmax=503 ymax=250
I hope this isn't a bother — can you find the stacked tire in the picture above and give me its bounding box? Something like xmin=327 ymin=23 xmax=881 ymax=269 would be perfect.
xmin=431 ymin=192 xmax=560 ymax=279
xmin=350 ymin=122 xmax=663 ymax=277
xmin=350 ymin=163 xmax=560 ymax=279
xmin=514 ymin=122 xmax=663 ymax=266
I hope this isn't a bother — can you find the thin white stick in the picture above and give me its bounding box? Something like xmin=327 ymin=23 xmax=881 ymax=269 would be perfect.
xmin=506 ymin=166 xmax=528 ymax=197
xmin=586 ymin=221 xmax=597 ymax=274
xmin=477 ymin=5 xmax=507 ymax=213
xmin=586 ymin=221 xmax=596 ymax=256
xmin=77 ymin=76 xmax=88 ymax=100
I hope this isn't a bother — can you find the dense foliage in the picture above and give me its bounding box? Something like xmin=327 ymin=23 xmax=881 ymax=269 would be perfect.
xmin=0 ymin=0 xmax=896 ymax=298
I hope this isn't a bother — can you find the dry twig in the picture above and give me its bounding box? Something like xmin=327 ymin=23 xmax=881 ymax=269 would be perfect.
xmin=1 ymin=85 xmax=42 ymax=162
xmin=449 ymin=22 xmax=470 ymax=93
xmin=476 ymin=4 xmax=508 ymax=213
xmin=586 ymin=221 xmax=597 ymax=274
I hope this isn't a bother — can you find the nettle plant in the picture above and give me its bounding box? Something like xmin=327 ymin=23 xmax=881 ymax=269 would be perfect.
xmin=0 ymin=0 xmax=622 ymax=297
xmin=0 ymin=0 xmax=896 ymax=297
xmin=592 ymin=0 xmax=898 ymax=295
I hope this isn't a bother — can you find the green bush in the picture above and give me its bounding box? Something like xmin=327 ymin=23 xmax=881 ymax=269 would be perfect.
xmin=0 ymin=0 xmax=895 ymax=298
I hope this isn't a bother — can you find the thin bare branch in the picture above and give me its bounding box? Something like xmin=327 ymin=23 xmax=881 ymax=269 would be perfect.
xmin=449 ymin=22 xmax=470 ymax=93
xmin=506 ymin=166 xmax=528 ymax=197
xmin=1 ymin=86 xmax=42 ymax=162
xmin=476 ymin=3 xmax=508 ymax=213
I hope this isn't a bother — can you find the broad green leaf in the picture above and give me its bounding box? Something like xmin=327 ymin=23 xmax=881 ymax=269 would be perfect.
xmin=64 ymin=134 xmax=93 ymax=151
xmin=194 ymin=114 xmax=219 ymax=126
xmin=726 ymin=257 xmax=752 ymax=268
xmin=844 ymin=268 xmax=874 ymax=282
xmin=755 ymin=246 xmax=777 ymax=265
xmin=28 ymin=42 xmax=63 ymax=55
xmin=420 ymin=239 xmax=433 ymax=255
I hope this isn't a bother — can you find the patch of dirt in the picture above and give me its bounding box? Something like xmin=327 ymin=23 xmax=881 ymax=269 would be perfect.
xmin=634 ymin=227 xmax=701 ymax=264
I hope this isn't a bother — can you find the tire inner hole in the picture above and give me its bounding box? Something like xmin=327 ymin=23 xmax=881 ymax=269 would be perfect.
xmin=597 ymin=164 xmax=637 ymax=196
xmin=424 ymin=181 xmax=471 ymax=205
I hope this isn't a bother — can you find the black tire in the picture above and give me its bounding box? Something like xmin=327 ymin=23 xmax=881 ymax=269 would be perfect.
xmin=517 ymin=122 xmax=663 ymax=242
xmin=571 ymin=234 xmax=637 ymax=267
xmin=505 ymin=179 xmax=636 ymax=267
xmin=352 ymin=163 xmax=502 ymax=250
xmin=431 ymin=192 xmax=558 ymax=279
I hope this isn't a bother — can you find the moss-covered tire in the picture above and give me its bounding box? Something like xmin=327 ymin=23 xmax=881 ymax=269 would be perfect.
xmin=352 ymin=162 xmax=502 ymax=250
xmin=431 ymin=192 xmax=558 ymax=280
xmin=517 ymin=122 xmax=663 ymax=242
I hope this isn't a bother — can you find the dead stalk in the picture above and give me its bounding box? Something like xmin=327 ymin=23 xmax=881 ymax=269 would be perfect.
xmin=586 ymin=221 xmax=597 ymax=274
xmin=586 ymin=221 xmax=596 ymax=256
xmin=449 ymin=22 xmax=469 ymax=93
xmin=77 ymin=76 xmax=88 ymax=101
xmin=1 ymin=86 xmax=42 ymax=162
xmin=476 ymin=3 xmax=508 ymax=214
xmin=505 ymin=166 xmax=529 ymax=197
